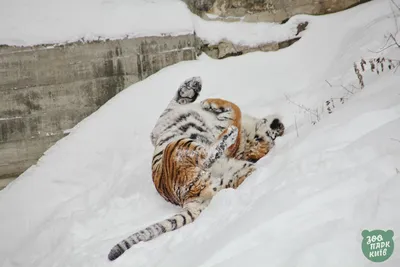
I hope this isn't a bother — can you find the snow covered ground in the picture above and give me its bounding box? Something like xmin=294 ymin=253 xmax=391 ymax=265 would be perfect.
xmin=193 ymin=15 xmax=308 ymax=46
xmin=1 ymin=0 xmax=400 ymax=266
xmin=0 ymin=0 xmax=193 ymax=46
xmin=1 ymin=0 xmax=309 ymax=47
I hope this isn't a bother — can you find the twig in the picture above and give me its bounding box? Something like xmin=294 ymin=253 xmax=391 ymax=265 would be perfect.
xmin=396 ymin=168 xmax=400 ymax=174
xmin=391 ymin=138 xmax=400 ymax=143
xmin=294 ymin=115 xmax=299 ymax=137
xmin=389 ymin=33 xmax=400 ymax=48
xmin=325 ymin=80 xmax=332 ymax=87
xmin=367 ymin=33 xmax=400 ymax=53
xmin=389 ymin=0 xmax=400 ymax=12
xmin=367 ymin=42 xmax=399 ymax=53
xmin=341 ymin=85 xmax=354 ymax=94
xmin=284 ymin=94 xmax=320 ymax=121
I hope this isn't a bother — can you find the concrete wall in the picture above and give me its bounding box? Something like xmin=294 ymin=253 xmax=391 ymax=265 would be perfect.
xmin=0 ymin=34 xmax=197 ymax=188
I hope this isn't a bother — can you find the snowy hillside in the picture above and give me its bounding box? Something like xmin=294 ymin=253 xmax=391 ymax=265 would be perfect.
xmin=1 ymin=0 xmax=400 ymax=266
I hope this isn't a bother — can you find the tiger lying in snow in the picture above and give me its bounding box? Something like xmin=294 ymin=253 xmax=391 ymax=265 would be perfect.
xmin=108 ymin=76 xmax=285 ymax=261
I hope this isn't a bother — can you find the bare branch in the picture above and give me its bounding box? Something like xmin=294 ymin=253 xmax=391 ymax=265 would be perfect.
xmin=389 ymin=0 xmax=400 ymax=12
xmin=367 ymin=42 xmax=399 ymax=53
xmin=325 ymin=80 xmax=332 ymax=87
xmin=389 ymin=33 xmax=400 ymax=48
xmin=284 ymin=94 xmax=320 ymax=121
xmin=391 ymin=138 xmax=400 ymax=143
xmin=341 ymin=85 xmax=354 ymax=94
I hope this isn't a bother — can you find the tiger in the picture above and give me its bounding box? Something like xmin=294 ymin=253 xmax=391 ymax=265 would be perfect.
xmin=108 ymin=76 xmax=285 ymax=261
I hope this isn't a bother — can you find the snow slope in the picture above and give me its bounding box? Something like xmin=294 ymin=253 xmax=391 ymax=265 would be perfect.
xmin=1 ymin=0 xmax=400 ymax=266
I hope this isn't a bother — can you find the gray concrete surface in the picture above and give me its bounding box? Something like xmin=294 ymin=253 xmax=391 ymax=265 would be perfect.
xmin=0 ymin=34 xmax=197 ymax=189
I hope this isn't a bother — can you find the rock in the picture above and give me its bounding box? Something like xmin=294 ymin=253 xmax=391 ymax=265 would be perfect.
xmin=197 ymin=21 xmax=308 ymax=59
xmin=199 ymin=37 xmax=302 ymax=59
xmin=186 ymin=0 xmax=369 ymax=23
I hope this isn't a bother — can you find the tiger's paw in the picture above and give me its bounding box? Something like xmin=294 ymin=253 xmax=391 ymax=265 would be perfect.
xmin=175 ymin=76 xmax=202 ymax=104
xmin=200 ymin=98 xmax=232 ymax=114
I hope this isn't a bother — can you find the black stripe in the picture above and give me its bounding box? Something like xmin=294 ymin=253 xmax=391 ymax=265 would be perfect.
xmin=215 ymin=125 xmax=225 ymax=131
xmin=161 ymin=112 xmax=209 ymax=135
xmin=159 ymin=223 xmax=167 ymax=233
xmin=162 ymin=113 xmax=192 ymax=132
xmin=187 ymin=210 xmax=194 ymax=221
xmin=117 ymin=244 xmax=124 ymax=251
xmin=217 ymin=115 xmax=233 ymax=121
xmin=171 ymin=139 xmax=185 ymax=152
xmin=158 ymin=134 xmax=176 ymax=146
xmin=184 ymin=140 xmax=193 ymax=148
xmin=152 ymin=151 xmax=163 ymax=164
xmin=123 ymin=240 xmax=131 ymax=249
xmin=147 ymin=227 xmax=156 ymax=239
xmin=189 ymin=133 xmax=212 ymax=145
xmin=167 ymin=219 xmax=177 ymax=230
xmin=232 ymin=164 xmax=248 ymax=177
xmin=152 ymin=157 xmax=162 ymax=165
xmin=179 ymin=122 xmax=206 ymax=133
xmin=153 ymin=151 xmax=163 ymax=159
xmin=139 ymin=230 xmax=147 ymax=240
xmin=178 ymin=214 xmax=187 ymax=225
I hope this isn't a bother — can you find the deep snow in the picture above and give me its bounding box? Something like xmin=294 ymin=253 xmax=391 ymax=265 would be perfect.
xmin=1 ymin=0 xmax=400 ymax=266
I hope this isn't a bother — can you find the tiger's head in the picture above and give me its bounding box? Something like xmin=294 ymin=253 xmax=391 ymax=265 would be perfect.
xmin=242 ymin=116 xmax=285 ymax=163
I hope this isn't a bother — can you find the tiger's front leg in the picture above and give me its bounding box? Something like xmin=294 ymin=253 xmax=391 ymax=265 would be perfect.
xmin=200 ymin=98 xmax=242 ymax=158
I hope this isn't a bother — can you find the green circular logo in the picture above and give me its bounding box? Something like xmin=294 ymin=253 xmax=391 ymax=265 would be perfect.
xmin=362 ymin=229 xmax=394 ymax=262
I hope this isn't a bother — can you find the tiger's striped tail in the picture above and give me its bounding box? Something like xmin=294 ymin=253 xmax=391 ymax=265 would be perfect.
xmin=108 ymin=201 xmax=208 ymax=261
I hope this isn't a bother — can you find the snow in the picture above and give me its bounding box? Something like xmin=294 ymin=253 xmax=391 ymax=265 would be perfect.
xmin=2 ymin=0 xmax=314 ymax=48
xmin=1 ymin=0 xmax=400 ymax=266
xmin=193 ymin=15 xmax=308 ymax=47
xmin=0 ymin=0 xmax=193 ymax=46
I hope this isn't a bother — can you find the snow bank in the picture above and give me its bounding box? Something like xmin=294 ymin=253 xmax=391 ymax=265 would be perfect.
xmin=0 ymin=0 xmax=307 ymax=49
xmin=0 ymin=0 xmax=400 ymax=266
xmin=0 ymin=0 xmax=193 ymax=46
xmin=192 ymin=15 xmax=309 ymax=46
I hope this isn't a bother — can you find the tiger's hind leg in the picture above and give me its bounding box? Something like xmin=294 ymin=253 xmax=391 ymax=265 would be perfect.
xmin=200 ymin=98 xmax=242 ymax=158
xmin=153 ymin=124 xmax=239 ymax=205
